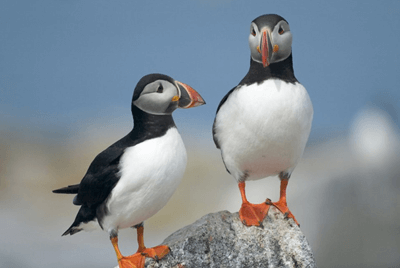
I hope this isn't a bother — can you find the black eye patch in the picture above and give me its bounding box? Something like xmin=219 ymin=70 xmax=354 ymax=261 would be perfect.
xmin=156 ymin=84 xmax=163 ymax=93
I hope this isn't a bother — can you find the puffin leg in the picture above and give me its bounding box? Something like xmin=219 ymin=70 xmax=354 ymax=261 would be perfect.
xmin=111 ymin=234 xmax=145 ymax=268
xmin=238 ymin=181 xmax=270 ymax=226
xmin=267 ymin=173 xmax=300 ymax=226
xmin=133 ymin=223 xmax=170 ymax=261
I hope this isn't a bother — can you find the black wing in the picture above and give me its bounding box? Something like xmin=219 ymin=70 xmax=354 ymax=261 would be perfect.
xmin=212 ymin=86 xmax=238 ymax=149
xmin=73 ymin=145 xmax=123 ymax=206
xmin=53 ymin=133 xmax=135 ymax=207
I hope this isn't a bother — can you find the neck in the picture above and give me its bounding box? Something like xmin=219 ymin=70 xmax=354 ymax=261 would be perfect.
xmin=239 ymin=54 xmax=298 ymax=86
xmin=129 ymin=105 xmax=175 ymax=140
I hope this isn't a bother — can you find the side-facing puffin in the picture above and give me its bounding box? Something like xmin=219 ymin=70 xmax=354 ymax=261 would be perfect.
xmin=53 ymin=73 xmax=205 ymax=268
xmin=213 ymin=14 xmax=313 ymax=227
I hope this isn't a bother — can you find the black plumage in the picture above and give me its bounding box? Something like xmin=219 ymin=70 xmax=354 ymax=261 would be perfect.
xmin=53 ymin=74 xmax=178 ymax=235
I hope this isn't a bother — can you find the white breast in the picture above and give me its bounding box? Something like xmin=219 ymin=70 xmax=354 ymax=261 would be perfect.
xmin=101 ymin=127 xmax=187 ymax=232
xmin=214 ymin=79 xmax=313 ymax=181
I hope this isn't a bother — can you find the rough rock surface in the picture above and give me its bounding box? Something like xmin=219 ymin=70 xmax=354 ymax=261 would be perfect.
xmin=145 ymin=207 xmax=316 ymax=268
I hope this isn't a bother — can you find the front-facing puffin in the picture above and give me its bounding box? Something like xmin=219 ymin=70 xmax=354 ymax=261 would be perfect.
xmin=213 ymin=14 xmax=313 ymax=226
xmin=53 ymin=73 xmax=205 ymax=268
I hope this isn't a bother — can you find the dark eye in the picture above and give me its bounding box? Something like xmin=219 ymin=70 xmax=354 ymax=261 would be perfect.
xmin=251 ymin=28 xmax=256 ymax=36
xmin=156 ymin=84 xmax=163 ymax=93
xmin=278 ymin=26 xmax=284 ymax=35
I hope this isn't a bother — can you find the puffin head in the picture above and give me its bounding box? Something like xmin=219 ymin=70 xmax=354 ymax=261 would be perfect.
xmin=132 ymin=73 xmax=205 ymax=115
xmin=249 ymin=14 xmax=292 ymax=67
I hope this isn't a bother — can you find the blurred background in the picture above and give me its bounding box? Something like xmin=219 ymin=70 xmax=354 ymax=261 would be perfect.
xmin=1 ymin=1 xmax=400 ymax=267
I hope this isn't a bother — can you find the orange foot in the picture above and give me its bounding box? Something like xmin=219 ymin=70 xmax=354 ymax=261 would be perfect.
xmin=117 ymin=245 xmax=170 ymax=268
xmin=239 ymin=201 xmax=270 ymax=226
xmin=267 ymin=199 xmax=300 ymax=226
xmin=117 ymin=253 xmax=145 ymax=268
xmin=140 ymin=245 xmax=170 ymax=261
xmin=112 ymin=235 xmax=170 ymax=268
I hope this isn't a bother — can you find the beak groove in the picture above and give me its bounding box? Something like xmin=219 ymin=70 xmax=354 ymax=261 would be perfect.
xmin=262 ymin=30 xmax=269 ymax=67
xmin=176 ymin=81 xmax=206 ymax=109
xmin=261 ymin=30 xmax=273 ymax=68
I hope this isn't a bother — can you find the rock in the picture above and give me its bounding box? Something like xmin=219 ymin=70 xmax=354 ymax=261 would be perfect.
xmin=145 ymin=207 xmax=316 ymax=268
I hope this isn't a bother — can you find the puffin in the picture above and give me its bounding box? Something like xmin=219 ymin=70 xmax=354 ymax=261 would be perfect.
xmin=212 ymin=14 xmax=313 ymax=227
xmin=53 ymin=73 xmax=205 ymax=268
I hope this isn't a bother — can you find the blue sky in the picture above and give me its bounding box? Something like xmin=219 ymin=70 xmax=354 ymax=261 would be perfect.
xmin=1 ymin=0 xmax=399 ymax=144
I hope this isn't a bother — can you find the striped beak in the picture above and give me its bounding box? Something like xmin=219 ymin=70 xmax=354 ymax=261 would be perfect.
xmin=176 ymin=81 xmax=206 ymax=109
xmin=261 ymin=29 xmax=273 ymax=67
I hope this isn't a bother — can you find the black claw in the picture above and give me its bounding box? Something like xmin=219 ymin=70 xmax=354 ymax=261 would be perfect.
xmin=284 ymin=212 xmax=289 ymax=218
xmin=141 ymin=252 xmax=147 ymax=256
xmin=155 ymin=255 xmax=159 ymax=261
xmin=242 ymin=219 xmax=247 ymax=225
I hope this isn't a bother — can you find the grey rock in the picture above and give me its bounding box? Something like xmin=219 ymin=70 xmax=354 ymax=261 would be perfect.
xmin=145 ymin=207 xmax=316 ymax=268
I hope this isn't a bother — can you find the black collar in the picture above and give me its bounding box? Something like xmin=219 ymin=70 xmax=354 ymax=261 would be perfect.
xmin=239 ymin=54 xmax=298 ymax=86
xmin=129 ymin=105 xmax=176 ymax=142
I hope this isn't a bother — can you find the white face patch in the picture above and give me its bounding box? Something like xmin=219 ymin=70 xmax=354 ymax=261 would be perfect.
xmin=249 ymin=22 xmax=263 ymax=64
xmin=270 ymin=21 xmax=292 ymax=63
xmin=133 ymin=80 xmax=179 ymax=115
xmin=248 ymin=20 xmax=293 ymax=65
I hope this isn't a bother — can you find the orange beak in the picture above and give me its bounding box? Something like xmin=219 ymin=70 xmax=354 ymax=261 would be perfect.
xmin=176 ymin=81 xmax=206 ymax=108
xmin=261 ymin=30 xmax=273 ymax=67
xmin=262 ymin=30 xmax=268 ymax=67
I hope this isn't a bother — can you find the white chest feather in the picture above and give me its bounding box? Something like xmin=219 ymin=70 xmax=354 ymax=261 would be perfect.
xmin=102 ymin=127 xmax=187 ymax=231
xmin=214 ymin=79 xmax=313 ymax=181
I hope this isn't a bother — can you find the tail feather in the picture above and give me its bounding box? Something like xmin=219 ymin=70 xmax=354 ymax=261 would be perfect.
xmin=61 ymin=204 xmax=97 ymax=236
xmin=53 ymin=184 xmax=80 ymax=194
xmin=62 ymin=225 xmax=83 ymax=236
